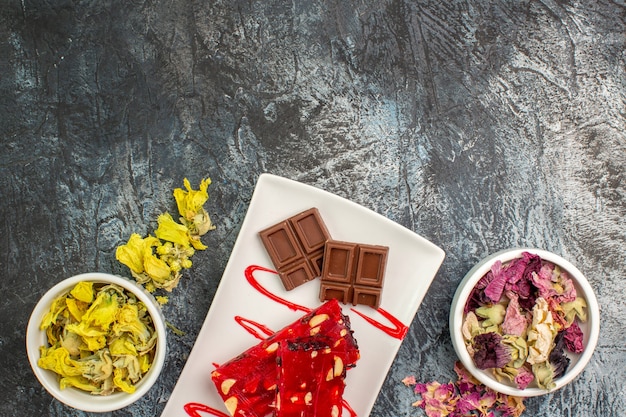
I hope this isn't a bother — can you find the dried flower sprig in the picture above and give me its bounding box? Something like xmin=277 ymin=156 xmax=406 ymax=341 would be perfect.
xmin=115 ymin=178 xmax=215 ymax=295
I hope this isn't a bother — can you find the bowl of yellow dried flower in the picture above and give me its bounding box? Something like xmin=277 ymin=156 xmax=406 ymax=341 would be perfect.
xmin=26 ymin=272 xmax=167 ymax=412
xmin=450 ymin=248 xmax=600 ymax=397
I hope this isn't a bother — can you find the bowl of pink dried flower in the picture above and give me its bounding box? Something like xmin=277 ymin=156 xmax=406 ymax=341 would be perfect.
xmin=450 ymin=248 xmax=600 ymax=397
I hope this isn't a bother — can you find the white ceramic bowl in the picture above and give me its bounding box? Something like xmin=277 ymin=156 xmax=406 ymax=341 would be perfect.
xmin=26 ymin=272 xmax=167 ymax=412
xmin=450 ymin=248 xmax=600 ymax=397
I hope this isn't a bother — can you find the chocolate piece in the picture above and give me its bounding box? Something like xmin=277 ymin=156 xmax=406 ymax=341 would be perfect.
xmin=320 ymin=240 xmax=388 ymax=308
xmin=259 ymin=208 xmax=331 ymax=290
xmin=318 ymin=282 xmax=351 ymax=305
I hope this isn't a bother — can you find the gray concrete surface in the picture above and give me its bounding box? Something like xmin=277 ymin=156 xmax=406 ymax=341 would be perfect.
xmin=2 ymin=1 xmax=624 ymax=416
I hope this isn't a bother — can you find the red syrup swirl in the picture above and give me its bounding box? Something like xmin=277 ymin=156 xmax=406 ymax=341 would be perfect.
xmin=184 ymin=402 xmax=231 ymax=417
xmin=244 ymin=265 xmax=312 ymax=313
xmin=349 ymin=307 xmax=409 ymax=340
xmin=342 ymin=398 xmax=358 ymax=417
xmin=234 ymin=316 xmax=275 ymax=340
xmin=245 ymin=264 xmax=408 ymax=340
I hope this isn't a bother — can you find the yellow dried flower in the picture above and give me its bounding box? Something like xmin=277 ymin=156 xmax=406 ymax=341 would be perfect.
xmin=155 ymin=213 xmax=192 ymax=248
xmin=174 ymin=178 xmax=210 ymax=222
xmin=70 ymin=281 xmax=94 ymax=303
xmin=173 ymin=178 xmax=215 ymax=240
xmin=116 ymin=177 xmax=215 ymax=293
xmin=155 ymin=296 xmax=168 ymax=305
xmin=38 ymin=282 xmax=157 ymax=395
xmin=115 ymin=234 xmax=160 ymax=275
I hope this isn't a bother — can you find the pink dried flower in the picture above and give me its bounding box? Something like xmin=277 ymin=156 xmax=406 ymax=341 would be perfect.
xmin=513 ymin=367 xmax=534 ymax=389
xmin=472 ymin=332 xmax=511 ymax=369
xmin=563 ymin=321 xmax=584 ymax=353
xmin=402 ymin=375 xmax=417 ymax=386
xmin=406 ymin=362 xmax=526 ymax=417
xmin=500 ymin=252 xmax=541 ymax=310
xmin=464 ymin=253 xmax=588 ymax=391
xmin=484 ymin=261 xmax=507 ymax=303
xmin=501 ymin=294 xmax=528 ymax=337
xmin=412 ymin=382 xmax=458 ymax=417
xmin=532 ymin=263 xmax=577 ymax=303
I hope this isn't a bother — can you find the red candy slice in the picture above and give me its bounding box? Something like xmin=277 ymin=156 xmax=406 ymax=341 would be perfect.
xmin=276 ymin=339 xmax=346 ymax=417
xmin=211 ymin=300 xmax=359 ymax=417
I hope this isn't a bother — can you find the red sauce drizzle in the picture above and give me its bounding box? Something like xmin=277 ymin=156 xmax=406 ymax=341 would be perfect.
xmin=349 ymin=307 xmax=409 ymax=340
xmin=234 ymin=316 xmax=274 ymax=340
xmin=245 ymin=265 xmax=408 ymax=339
xmin=342 ymin=398 xmax=358 ymax=417
xmin=184 ymin=402 xmax=230 ymax=417
xmin=244 ymin=265 xmax=311 ymax=313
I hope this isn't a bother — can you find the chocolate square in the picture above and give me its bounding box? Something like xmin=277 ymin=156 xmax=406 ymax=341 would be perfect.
xmin=320 ymin=240 xmax=388 ymax=308
xmin=259 ymin=208 xmax=331 ymax=291
xmin=319 ymin=282 xmax=352 ymax=305
xmin=322 ymin=241 xmax=357 ymax=284
xmin=354 ymin=245 xmax=387 ymax=288
xmin=352 ymin=285 xmax=383 ymax=308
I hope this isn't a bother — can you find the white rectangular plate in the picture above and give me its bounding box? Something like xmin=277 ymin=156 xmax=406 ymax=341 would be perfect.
xmin=160 ymin=173 xmax=445 ymax=417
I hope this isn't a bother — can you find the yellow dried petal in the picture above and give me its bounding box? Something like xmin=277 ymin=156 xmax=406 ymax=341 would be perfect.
xmin=173 ymin=178 xmax=215 ymax=240
xmin=109 ymin=336 xmax=138 ymax=356
xmin=66 ymin=298 xmax=88 ymax=322
xmin=138 ymin=353 xmax=152 ymax=373
xmin=40 ymin=296 xmax=68 ymax=330
xmin=60 ymin=375 xmax=99 ymax=392
xmin=60 ymin=332 xmax=84 ymax=357
xmin=190 ymin=236 xmax=208 ymax=250
xmin=562 ymin=297 xmax=587 ymax=325
xmin=502 ymin=335 xmax=528 ymax=368
xmin=115 ymin=234 xmax=148 ymax=274
xmin=173 ymin=178 xmax=211 ymax=222
xmin=83 ymin=290 xmax=120 ymax=329
xmin=70 ymin=281 xmax=94 ymax=303
xmin=155 ymin=212 xmax=191 ymax=247
xmin=532 ymin=361 xmax=556 ymax=390
xmin=143 ymin=253 xmax=172 ymax=283
xmin=112 ymin=304 xmax=150 ymax=343
xmin=475 ymin=303 xmax=506 ymax=328
xmin=113 ymin=367 xmax=136 ymax=393
xmin=38 ymin=347 xmax=83 ymax=377
xmin=527 ymin=298 xmax=559 ymax=365
xmin=191 ymin=210 xmax=215 ymax=237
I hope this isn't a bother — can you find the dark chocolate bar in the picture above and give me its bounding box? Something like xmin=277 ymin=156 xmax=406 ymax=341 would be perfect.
xmin=259 ymin=208 xmax=331 ymax=290
xmin=319 ymin=240 xmax=388 ymax=308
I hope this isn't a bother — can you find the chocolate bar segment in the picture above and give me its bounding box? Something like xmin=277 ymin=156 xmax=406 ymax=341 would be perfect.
xmin=259 ymin=208 xmax=331 ymax=290
xmin=318 ymin=282 xmax=351 ymax=305
xmin=355 ymin=246 xmax=387 ymax=287
xmin=262 ymin=222 xmax=304 ymax=269
xmin=320 ymin=240 xmax=388 ymax=308
xmin=324 ymin=241 xmax=356 ymax=284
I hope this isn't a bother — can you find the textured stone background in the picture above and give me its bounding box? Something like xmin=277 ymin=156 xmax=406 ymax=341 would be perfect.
xmin=1 ymin=0 xmax=625 ymax=416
